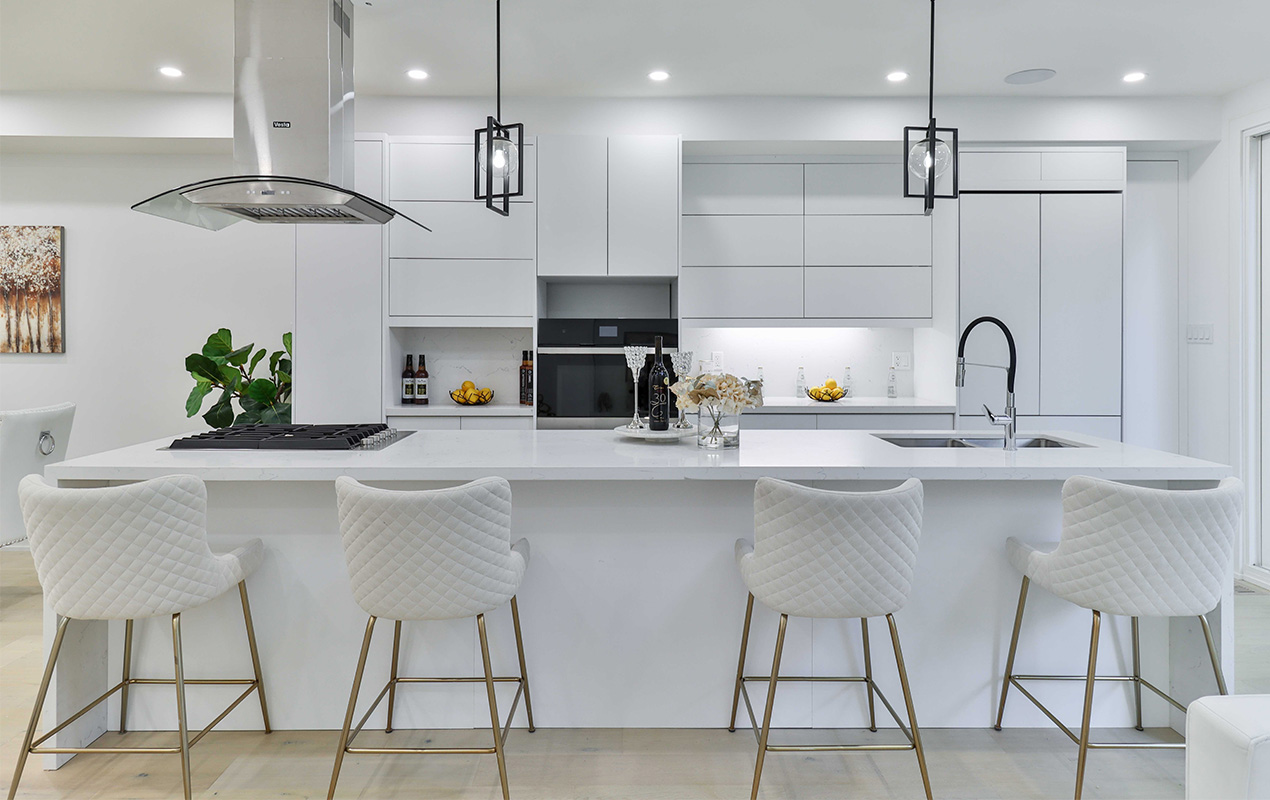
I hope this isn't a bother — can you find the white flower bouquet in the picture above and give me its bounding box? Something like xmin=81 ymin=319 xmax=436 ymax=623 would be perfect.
xmin=671 ymin=373 xmax=763 ymax=448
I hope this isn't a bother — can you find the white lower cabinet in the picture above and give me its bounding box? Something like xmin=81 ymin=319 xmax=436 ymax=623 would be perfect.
xmin=389 ymin=416 xmax=462 ymax=431
xmin=389 ymin=415 xmax=533 ymax=432
xmin=741 ymin=414 xmax=818 ymax=430
xmin=817 ymin=414 xmax=953 ymax=431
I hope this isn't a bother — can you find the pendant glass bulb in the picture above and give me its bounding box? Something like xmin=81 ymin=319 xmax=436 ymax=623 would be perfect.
xmin=907 ymin=137 xmax=952 ymax=182
xmin=478 ymin=132 xmax=519 ymax=178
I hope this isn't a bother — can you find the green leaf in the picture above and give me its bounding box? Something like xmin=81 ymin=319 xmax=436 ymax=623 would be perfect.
xmin=202 ymin=328 xmax=234 ymax=362
xmin=260 ymin=402 xmax=291 ymax=425
xmin=278 ymin=358 xmax=291 ymax=377
xmin=282 ymin=332 xmax=292 ymax=358
xmin=248 ymin=348 xmax=267 ymax=376
xmin=234 ymin=408 xmax=262 ymax=425
xmin=269 ymin=349 xmax=283 ymax=375
xmin=275 ymin=370 xmax=291 ymax=385
xmin=218 ymin=364 xmax=242 ymax=390
xmin=202 ymin=390 xmax=235 ymax=428
xmin=247 ymin=378 xmax=277 ymax=405
xmin=186 ymin=353 xmax=223 ymax=384
xmin=185 ymin=381 xmax=214 ymax=417
xmin=225 ymin=343 xmax=254 ymax=367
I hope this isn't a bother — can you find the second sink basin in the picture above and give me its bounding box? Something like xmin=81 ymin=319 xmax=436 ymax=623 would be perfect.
xmin=875 ymin=435 xmax=1083 ymax=449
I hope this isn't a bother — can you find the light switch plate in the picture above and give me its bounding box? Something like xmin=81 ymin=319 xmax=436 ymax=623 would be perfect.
xmin=891 ymin=352 xmax=912 ymax=370
xmin=1186 ymin=324 xmax=1214 ymax=344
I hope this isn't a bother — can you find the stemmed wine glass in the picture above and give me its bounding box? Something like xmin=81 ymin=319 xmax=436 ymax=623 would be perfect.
xmin=623 ymin=345 xmax=650 ymax=430
xmin=670 ymin=350 xmax=694 ymax=429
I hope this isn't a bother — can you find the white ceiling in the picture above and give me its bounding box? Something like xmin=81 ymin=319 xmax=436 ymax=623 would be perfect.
xmin=3 ymin=0 xmax=1270 ymax=99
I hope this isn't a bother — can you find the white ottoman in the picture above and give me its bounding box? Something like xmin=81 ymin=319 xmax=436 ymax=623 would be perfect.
xmin=1187 ymin=695 xmax=1270 ymax=799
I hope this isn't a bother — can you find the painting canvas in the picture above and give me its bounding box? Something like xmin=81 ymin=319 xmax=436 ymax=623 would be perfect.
xmin=0 ymin=225 xmax=64 ymax=353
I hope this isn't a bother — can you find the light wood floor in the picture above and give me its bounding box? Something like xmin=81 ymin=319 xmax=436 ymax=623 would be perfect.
xmin=0 ymin=550 xmax=1217 ymax=799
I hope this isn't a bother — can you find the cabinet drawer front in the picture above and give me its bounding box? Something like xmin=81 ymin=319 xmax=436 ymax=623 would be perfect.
xmin=804 ymin=266 xmax=931 ymax=319
xmin=679 ymin=266 xmax=803 ymax=318
xmin=391 ymin=202 xmax=535 ymax=260
xmin=741 ymin=413 xmax=818 ymax=430
xmin=388 ymin=415 xmax=461 ymax=431
xmin=681 ymin=216 xmax=802 ymax=267
xmin=682 ymin=164 xmax=803 ymax=215
xmin=805 ymin=163 xmax=926 ymax=215
xmin=1040 ymin=151 xmax=1125 ymax=189
xmin=391 ymin=142 xmax=536 ymax=202
xmin=460 ymin=416 xmax=534 ymax=431
xmin=817 ymin=413 xmax=952 ymax=430
xmin=389 ymin=259 xmax=535 ymax=317
xmin=804 ymin=216 xmax=931 ymax=266
xmin=959 ymin=152 xmax=1042 ymax=190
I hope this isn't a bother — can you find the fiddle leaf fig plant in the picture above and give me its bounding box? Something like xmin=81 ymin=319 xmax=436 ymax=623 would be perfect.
xmin=185 ymin=329 xmax=292 ymax=427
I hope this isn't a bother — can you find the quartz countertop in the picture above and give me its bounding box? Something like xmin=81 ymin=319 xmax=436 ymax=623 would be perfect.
xmin=754 ymin=396 xmax=955 ymax=414
xmin=45 ymin=429 xmax=1232 ymax=483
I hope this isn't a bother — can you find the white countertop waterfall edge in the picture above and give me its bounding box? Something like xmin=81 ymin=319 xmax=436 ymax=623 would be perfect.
xmin=46 ymin=429 xmax=1233 ymax=483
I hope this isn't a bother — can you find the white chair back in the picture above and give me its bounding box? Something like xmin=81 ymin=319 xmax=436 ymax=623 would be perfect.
xmin=1039 ymin=476 xmax=1243 ymax=617
xmin=18 ymin=474 xmax=260 ymax=620
xmin=1 ymin=402 xmax=75 ymax=546
xmin=334 ymin=476 xmax=526 ymax=620
xmin=742 ymin=477 xmax=924 ymax=618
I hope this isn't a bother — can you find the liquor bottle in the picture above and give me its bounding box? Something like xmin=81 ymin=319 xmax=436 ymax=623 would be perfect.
xmin=796 ymin=366 xmax=807 ymax=396
xmin=402 ymin=355 xmax=416 ymax=405
xmin=842 ymin=366 xmax=853 ymax=398
xmin=415 ymin=355 xmax=429 ymax=405
xmin=648 ymin=336 xmax=670 ymax=431
xmin=887 ymin=366 xmax=898 ymax=398
xmin=523 ymin=350 xmax=534 ymax=406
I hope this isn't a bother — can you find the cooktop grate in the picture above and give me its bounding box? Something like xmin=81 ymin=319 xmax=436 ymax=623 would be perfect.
xmin=169 ymin=424 xmax=410 ymax=450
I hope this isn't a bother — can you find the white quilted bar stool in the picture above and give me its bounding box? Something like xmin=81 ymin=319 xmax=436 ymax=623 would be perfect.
xmin=329 ymin=476 xmax=534 ymax=800
xmin=0 ymin=402 xmax=75 ymax=547
xmin=10 ymin=474 xmax=271 ymax=800
xmin=729 ymin=477 xmax=932 ymax=800
xmin=994 ymin=475 xmax=1243 ymax=800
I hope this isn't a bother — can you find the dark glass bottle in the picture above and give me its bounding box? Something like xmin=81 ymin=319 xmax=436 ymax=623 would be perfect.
xmin=415 ymin=355 xmax=429 ymax=405
xmin=401 ymin=355 xmax=415 ymax=405
xmin=648 ymin=336 xmax=670 ymax=431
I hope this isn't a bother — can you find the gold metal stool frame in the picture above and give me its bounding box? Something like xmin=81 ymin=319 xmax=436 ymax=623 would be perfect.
xmin=994 ymin=576 xmax=1229 ymax=800
xmin=8 ymin=582 xmax=271 ymax=800
xmin=727 ymin=594 xmax=934 ymax=800
xmin=327 ymin=596 xmax=534 ymax=800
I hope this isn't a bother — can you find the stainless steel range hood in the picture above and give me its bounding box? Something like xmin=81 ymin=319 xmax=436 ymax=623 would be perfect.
xmin=133 ymin=0 xmax=427 ymax=231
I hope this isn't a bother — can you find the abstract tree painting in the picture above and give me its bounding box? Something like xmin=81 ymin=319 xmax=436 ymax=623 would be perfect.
xmin=0 ymin=226 xmax=64 ymax=353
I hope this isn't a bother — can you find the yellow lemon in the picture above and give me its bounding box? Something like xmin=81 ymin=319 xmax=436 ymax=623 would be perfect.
xmin=825 ymin=379 xmax=837 ymax=389
xmin=461 ymin=380 xmax=476 ymax=392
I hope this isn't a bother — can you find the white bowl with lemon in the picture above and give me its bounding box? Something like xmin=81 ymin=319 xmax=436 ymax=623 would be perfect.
xmin=806 ymin=379 xmax=846 ymax=402
xmin=450 ymin=381 xmax=494 ymax=406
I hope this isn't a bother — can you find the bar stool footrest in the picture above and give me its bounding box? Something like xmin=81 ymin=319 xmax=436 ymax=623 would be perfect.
xmin=738 ymin=675 xmax=917 ymax=752
xmin=1006 ymin=674 xmax=1188 ymax=750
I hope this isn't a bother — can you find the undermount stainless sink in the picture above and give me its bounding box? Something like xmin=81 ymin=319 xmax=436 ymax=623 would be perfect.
xmin=875 ymin=435 xmax=1084 ymax=449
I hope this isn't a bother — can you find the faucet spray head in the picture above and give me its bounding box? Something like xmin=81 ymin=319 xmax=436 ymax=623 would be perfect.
xmin=956 ymin=357 xmax=966 ymax=388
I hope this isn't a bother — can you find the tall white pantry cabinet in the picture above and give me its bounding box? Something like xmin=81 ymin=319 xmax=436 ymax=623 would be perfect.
xmin=956 ymin=147 xmax=1126 ymax=440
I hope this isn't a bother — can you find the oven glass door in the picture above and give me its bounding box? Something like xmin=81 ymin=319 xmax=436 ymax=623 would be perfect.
xmin=537 ymin=353 xmax=633 ymax=420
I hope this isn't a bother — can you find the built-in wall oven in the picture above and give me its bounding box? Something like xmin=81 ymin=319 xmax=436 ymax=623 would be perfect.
xmin=536 ymin=318 xmax=679 ymax=429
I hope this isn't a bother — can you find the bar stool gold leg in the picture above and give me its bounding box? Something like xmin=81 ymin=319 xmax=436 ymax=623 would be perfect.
xmin=8 ymin=616 xmax=70 ymax=800
xmin=478 ymin=614 xmax=511 ymax=800
xmin=994 ymin=575 xmax=1030 ymax=731
xmin=120 ymin=619 xmax=134 ymax=734
xmin=329 ymin=616 xmax=377 ymax=800
xmin=728 ymin=593 xmax=755 ymax=733
xmin=887 ymin=614 xmax=933 ymax=800
xmin=1198 ymin=614 xmax=1228 ymax=695
xmin=510 ymin=596 xmax=535 ymax=732
xmin=750 ymin=613 xmax=788 ymax=800
xmin=1131 ymin=616 xmax=1144 ymax=731
xmin=385 ymin=620 xmax=402 ymax=733
xmin=861 ymin=617 xmax=877 ymax=732
xmin=171 ymin=613 xmax=192 ymax=800
xmin=1073 ymin=610 xmax=1102 ymax=800
xmin=238 ymin=582 xmax=272 ymax=733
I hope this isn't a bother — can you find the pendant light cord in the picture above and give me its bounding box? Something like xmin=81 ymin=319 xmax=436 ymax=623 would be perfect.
xmin=496 ymin=0 xmax=502 ymax=122
xmin=927 ymin=0 xmax=935 ymax=122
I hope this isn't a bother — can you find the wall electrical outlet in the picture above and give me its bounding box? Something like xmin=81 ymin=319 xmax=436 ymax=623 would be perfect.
xmin=1186 ymin=324 xmax=1215 ymax=344
xmin=710 ymin=351 xmax=724 ymax=370
xmin=891 ymin=352 xmax=912 ymax=370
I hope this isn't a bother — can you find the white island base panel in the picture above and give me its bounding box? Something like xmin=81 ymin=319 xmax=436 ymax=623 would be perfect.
xmin=41 ymin=472 xmax=1229 ymax=766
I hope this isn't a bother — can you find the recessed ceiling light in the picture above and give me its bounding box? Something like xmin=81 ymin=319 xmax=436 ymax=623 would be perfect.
xmin=406 ymin=69 xmax=428 ymax=80
xmin=158 ymin=66 xmax=183 ymax=78
xmin=648 ymin=70 xmax=669 ymax=82
xmin=1004 ymin=68 xmax=1056 ymax=85
xmin=1123 ymin=71 xmax=1147 ymax=83
xmin=886 ymin=71 xmax=909 ymax=82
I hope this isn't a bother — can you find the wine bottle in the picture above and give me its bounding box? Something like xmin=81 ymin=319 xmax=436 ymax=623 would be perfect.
xmin=415 ymin=355 xmax=429 ymax=405
xmin=648 ymin=336 xmax=670 ymax=431
xmin=401 ymin=355 xmax=415 ymax=405
xmin=523 ymin=350 xmax=534 ymax=406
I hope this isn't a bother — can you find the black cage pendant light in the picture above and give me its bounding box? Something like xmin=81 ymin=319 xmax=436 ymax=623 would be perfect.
xmin=903 ymin=0 xmax=958 ymax=215
xmin=474 ymin=0 xmax=523 ymax=216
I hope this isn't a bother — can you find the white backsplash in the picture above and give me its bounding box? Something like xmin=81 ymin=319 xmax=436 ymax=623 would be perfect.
xmin=679 ymin=327 xmax=918 ymax=398
xmin=388 ymin=327 xmax=531 ymax=407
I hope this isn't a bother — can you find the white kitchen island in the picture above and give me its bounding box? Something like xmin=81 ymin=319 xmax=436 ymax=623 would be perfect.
xmin=39 ymin=428 xmax=1233 ymax=765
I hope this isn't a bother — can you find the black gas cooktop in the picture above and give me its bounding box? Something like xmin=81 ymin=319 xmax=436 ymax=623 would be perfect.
xmin=169 ymin=424 xmax=411 ymax=450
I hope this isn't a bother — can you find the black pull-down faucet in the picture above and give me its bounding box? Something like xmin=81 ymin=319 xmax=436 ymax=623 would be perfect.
xmin=956 ymin=316 xmax=1018 ymax=450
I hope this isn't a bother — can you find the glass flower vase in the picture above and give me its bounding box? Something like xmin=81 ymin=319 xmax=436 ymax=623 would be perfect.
xmin=697 ymin=403 xmax=740 ymax=449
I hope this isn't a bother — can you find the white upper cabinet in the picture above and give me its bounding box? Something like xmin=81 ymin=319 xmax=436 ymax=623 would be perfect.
xmin=608 ymin=135 xmax=680 ymax=276
xmin=537 ymin=135 xmax=608 ymax=277
xmin=1039 ymin=194 xmax=1123 ymax=416
xmin=390 ymin=201 xmax=535 ymax=261
xmin=389 ymin=259 xmax=536 ymax=318
xmin=960 ymin=148 xmax=1125 ymax=192
xmin=804 ymin=267 xmax=932 ymax=319
xmin=804 ymin=216 xmax=932 ymax=266
xmin=682 ymin=164 xmax=803 ymax=215
xmin=681 ymin=216 xmax=803 ymax=267
xmin=390 ymin=141 xmax=536 ymax=202
xmin=958 ymin=193 xmax=1042 ymax=416
xmin=804 ymin=163 xmax=925 ymax=215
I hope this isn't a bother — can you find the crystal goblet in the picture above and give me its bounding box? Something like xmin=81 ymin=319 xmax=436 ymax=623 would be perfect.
xmin=623 ymin=345 xmax=650 ymax=430
xmin=670 ymin=350 xmax=694 ymax=429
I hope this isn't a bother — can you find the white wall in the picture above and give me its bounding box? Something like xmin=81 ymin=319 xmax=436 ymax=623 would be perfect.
xmin=0 ymin=153 xmax=294 ymax=457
